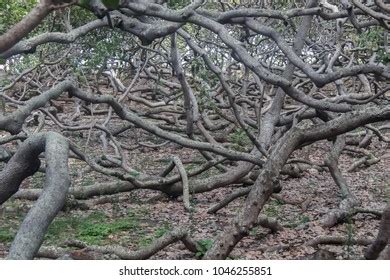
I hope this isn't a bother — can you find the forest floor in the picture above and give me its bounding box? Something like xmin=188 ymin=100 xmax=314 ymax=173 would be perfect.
xmin=0 ymin=111 xmax=389 ymax=260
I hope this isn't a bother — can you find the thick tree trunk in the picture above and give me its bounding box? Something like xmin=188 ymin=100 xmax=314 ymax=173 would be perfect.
xmin=1 ymin=132 xmax=71 ymax=260
xmin=365 ymin=204 xmax=390 ymax=260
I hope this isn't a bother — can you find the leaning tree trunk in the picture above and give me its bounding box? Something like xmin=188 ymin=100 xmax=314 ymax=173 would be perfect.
xmin=204 ymin=127 xmax=302 ymax=259
xmin=0 ymin=132 xmax=70 ymax=259
xmin=365 ymin=204 xmax=390 ymax=260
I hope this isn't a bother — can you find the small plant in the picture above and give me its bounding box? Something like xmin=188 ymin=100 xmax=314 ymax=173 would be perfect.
xmin=229 ymin=129 xmax=251 ymax=152
xmin=78 ymin=223 xmax=112 ymax=244
xmin=0 ymin=228 xmax=14 ymax=243
xmin=45 ymin=211 xmax=140 ymax=245
xmin=137 ymin=224 xmax=172 ymax=248
xmin=273 ymin=198 xmax=285 ymax=206
xmin=195 ymin=239 xmax=213 ymax=258
xmin=249 ymin=226 xmax=259 ymax=236
xmin=300 ymin=215 xmax=310 ymax=224
xmin=168 ymin=0 xmax=191 ymax=9
xmin=264 ymin=203 xmax=279 ymax=218
xmin=154 ymin=224 xmax=171 ymax=238
xmin=29 ymin=172 xmax=46 ymax=188
xmin=138 ymin=236 xmax=154 ymax=248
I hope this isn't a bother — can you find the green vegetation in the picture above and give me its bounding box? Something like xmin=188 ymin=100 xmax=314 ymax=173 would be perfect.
xmin=228 ymin=128 xmax=251 ymax=152
xmin=195 ymin=239 xmax=213 ymax=258
xmin=0 ymin=228 xmax=15 ymax=243
xmin=137 ymin=223 xmax=172 ymax=248
xmin=0 ymin=204 xmax=173 ymax=249
xmin=168 ymin=0 xmax=191 ymax=9
xmin=249 ymin=226 xmax=260 ymax=236
xmin=345 ymin=216 xmax=355 ymax=259
xmin=0 ymin=200 xmax=27 ymax=243
xmin=351 ymin=26 xmax=390 ymax=64
xmin=263 ymin=200 xmax=282 ymax=218
xmin=46 ymin=210 xmax=139 ymax=245
xmin=0 ymin=1 xmax=36 ymax=34
xmin=154 ymin=224 xmax=172 ymax=238
xmin=29 ymin=172 xmax=46 ymax=188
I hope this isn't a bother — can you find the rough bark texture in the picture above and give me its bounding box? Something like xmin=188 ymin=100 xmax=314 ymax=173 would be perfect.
xmin=204 ymin=127 xmax=303 ymax=259
xmin=5 ymin=132 xmax=70 ymax=260
xmin=365 ymin=204 xmax=390 ymax=260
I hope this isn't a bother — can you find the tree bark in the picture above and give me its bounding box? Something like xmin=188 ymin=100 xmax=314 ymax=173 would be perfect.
xmin=5 ymin=132 xmax=70 ymax=260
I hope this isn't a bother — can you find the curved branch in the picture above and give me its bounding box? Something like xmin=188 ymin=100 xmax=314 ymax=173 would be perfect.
xmin=3 ymin=132 xmax=70 ymax=260
xmin=63 ymin=228 xmax=198 ymax=259
xmin=1 ymin=19 xmax=107 ymax=59
xmin=365 ymin=204 xmax=390 ymax=259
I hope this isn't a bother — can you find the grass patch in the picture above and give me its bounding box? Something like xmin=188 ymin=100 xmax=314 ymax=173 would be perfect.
xmin=249 ymin=226 xmax=259 ymax=236
xmin=0 ymin=228 xmax=15 ymax=243
xmin=195 ymin=239 xmax=213 ymax=258
xmin=0 ymin=200 xmax=27 ymax=243
xmin=46 ymin=210 xmax=140 ymax=245
xmin=228 ymin=128 xmax=251 ymax=152
xmin=154 ymin=224 xmax=171 ymax=238
xmin=137 ymin=223 xmax=172 ymax=248
xmin=263 ymin=201 xmax=281 ymax=218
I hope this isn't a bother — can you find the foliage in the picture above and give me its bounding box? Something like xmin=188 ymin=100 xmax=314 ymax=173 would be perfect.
xmin=0 ymin=201 xmax=26 ymax=243
xmin=137 ymin=224 xmax=172 ymax=248
xmin=154 ymin=224 xmax=172 ymax=238
xmin=69 ymin=5 xmax=96 ymax=26
xmin=228 ymin=128 xmax=251 ymax=151
xmin=29 ymin=172 xmax=46 ymax=188
xmin=263 ymin=204 xmax=279 ymax=218
xmin=195 ymin=239 xmax=213 ymax=257
xmin=0 ymin=0 xmax=37 ymax=34
xmin=351 ymin=26 xmax=389 ymax=64
xmin=46 ymin=210 xmax=139 ymax=245
xmin=0 ymin=228 xmax=15 ymax=243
